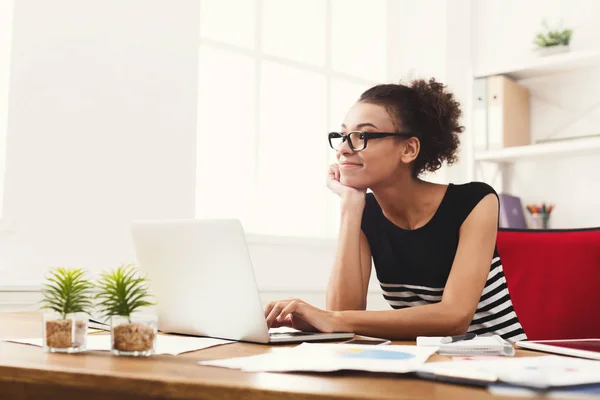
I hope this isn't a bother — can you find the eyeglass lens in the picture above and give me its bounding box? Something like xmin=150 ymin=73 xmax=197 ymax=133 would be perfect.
xmin=330 ymin=132 xmax=366 ymax=151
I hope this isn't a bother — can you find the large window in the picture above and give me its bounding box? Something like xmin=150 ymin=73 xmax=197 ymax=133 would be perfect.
xmin=196 ymin=0 xmax=388 ymax=238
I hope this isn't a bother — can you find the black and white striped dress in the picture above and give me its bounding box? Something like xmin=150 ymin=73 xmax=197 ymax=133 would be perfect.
xmin=361 ymin=182 xmax=527 ymax=343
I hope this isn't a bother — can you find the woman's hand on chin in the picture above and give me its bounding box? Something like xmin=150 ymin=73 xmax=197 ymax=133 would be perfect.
xmin=327 ymin=164 xmax=366 ymax=203
xmin=264 ymin=298 xmax=347 ymax=333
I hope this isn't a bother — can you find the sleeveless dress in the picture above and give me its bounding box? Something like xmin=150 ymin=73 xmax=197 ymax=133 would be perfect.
xmin=360 ymin=182 xmax=527 ymax=342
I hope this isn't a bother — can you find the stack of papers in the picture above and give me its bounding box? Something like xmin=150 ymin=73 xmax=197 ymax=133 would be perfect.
xmin=3 ymin=335 xmax=233 ymax=355
xmin=200 ymin=343 xmax=438 ymax=373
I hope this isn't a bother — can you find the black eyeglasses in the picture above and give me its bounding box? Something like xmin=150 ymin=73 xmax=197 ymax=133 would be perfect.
xmin=328 ymin=131 xmax=415 ymax=151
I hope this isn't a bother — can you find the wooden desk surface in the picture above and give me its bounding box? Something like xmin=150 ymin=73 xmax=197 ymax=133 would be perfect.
xmin=0 ymin=312 xmax=541 ymax=400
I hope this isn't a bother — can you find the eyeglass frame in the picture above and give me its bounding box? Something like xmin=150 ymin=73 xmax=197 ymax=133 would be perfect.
xmin=328 ymin=131 xmax=417 ymax=151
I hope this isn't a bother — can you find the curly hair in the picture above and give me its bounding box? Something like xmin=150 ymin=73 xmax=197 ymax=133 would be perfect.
xmin=358 ymin=78 xmax=463 ymax=177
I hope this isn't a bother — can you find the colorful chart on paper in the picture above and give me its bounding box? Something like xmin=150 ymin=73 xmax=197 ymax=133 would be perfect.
xmin=336 ymin=348 xmax=416 ymax=360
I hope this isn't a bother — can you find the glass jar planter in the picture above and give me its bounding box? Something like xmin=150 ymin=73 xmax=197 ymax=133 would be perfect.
xmin=111 ymin=314 xmax=157 ymax=356
xmin=43 ymin=311 xmax=87 ymax=353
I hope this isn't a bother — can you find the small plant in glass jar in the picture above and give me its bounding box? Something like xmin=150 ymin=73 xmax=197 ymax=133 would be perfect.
xmin=40 ymin=267 xmax=94 ymax=353
xmin=96 ymin=264 xmax=156 ymax=356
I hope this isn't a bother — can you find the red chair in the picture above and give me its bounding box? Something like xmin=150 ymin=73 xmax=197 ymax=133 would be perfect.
xmin=497 ymin=228 xmax=600 ymax=340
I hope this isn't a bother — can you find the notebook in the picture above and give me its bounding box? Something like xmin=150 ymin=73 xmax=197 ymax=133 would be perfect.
xmin=416 ymin=335 xmax=515 ymax=356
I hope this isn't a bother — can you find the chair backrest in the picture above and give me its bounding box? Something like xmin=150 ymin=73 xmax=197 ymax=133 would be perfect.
xmin=497 ymin=228 xmax=600 ymax=340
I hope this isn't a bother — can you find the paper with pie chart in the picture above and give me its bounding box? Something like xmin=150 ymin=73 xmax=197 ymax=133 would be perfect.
xmin=200 ymin=343 xmax=438 ymax=373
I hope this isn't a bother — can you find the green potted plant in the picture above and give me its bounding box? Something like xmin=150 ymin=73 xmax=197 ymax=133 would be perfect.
xmin=533 ymin=19 xmax=573 ymax=56
xmin=40 ymin=267 xmax=94 ymax=353
xmin=96 ymin=264 xmax=157 ymax=356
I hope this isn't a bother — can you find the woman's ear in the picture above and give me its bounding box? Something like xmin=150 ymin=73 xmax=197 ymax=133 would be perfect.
xmin=399 ymin=137 xmax=420 ymax=165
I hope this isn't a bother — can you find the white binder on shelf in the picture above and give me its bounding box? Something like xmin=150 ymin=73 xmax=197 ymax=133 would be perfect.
xmin=472 ymin=77 xmax=488 ymax=152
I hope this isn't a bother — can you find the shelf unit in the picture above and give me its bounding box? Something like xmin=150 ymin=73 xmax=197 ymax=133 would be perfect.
xmin=473 ymin=49 xmax=600 ymax=172
xmin=471 ymin=48 xmax=600 ymax=205
xmin=475 ymin=135 xmax=600 ymax=163
xmin=474 ymin=48 xmax=600 ymax=80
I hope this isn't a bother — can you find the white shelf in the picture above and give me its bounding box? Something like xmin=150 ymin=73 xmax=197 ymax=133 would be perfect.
xmin=475 ymin=135 xmax=600 ymax=163
xmin=474 ymin=48 xmax=600 ymax=80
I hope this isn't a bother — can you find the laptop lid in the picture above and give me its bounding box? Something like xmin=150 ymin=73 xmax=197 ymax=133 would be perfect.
xmin=130 ymin=219 xmax=271 ymax=344
xmin=498 ymin=193 xmax=527 ymax=229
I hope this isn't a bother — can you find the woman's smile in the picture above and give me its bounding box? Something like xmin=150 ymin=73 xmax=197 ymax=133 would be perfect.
xmin=339 ymin=161 xmax=363 ymax=170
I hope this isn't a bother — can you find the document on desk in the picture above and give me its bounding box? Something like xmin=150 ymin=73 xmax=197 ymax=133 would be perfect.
xmin=200 ymin=343 xmax=437 ymax=374
xmin=417 ymin=355 xmax=600 ymax=389
xmin=488 ymin=383 xmax=600 ymax=398
xmin=3 ymin=335 xmax=233 ymax=355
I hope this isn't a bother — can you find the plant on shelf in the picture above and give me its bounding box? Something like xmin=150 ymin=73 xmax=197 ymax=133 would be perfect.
xmin=40 ymin=267 xmax=94 ymax=353
xmin=96 ymin=264 xmax=157 ymax=356
xmin=533 ymin=19 xmax=573 ymax=51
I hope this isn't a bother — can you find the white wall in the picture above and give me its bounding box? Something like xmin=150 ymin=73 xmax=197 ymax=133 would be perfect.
xmin=387 ymin=0 xmax=448 ymax=186
xmin=386 ymin=0 xmax=473 ymax=185
xmin=0 ymin=0 xmax=200 ymax=284
xmin=0 ymin=0 xmax=14 ymax=218
xmin=444 ymin=0 xmax=474 ymax=184
xmin=472 ymin=0 xmax=600 ymax=74
xmin=471 ymin=0 xmax=600 ymax=228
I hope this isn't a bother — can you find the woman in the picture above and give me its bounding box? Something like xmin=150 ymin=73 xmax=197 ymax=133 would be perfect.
xmin=264 ymin=78 xmax=526 ymax=342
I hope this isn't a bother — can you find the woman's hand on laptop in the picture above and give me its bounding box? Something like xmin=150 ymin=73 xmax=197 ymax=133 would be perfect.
xmin=264 ymin=298 xmax=345 ymax=333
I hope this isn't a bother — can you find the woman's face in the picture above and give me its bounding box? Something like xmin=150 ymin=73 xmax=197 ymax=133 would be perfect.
xmin=336 ymin=101 xmax=416 ymax=189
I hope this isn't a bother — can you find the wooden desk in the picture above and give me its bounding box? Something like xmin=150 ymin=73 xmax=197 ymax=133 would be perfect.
xmin=0 ymin=312 xmax=541 ymax=400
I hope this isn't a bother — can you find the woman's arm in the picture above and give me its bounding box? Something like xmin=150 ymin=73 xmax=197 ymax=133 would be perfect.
xmin=267 ymin=194 xmax=498 ymax=338
xmin=325 ymin=195 xmax=372 ymax=311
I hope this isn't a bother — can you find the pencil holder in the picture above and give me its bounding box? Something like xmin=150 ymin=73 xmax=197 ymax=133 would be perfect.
xmin=530 ymin=213 xmax=550 ymax=229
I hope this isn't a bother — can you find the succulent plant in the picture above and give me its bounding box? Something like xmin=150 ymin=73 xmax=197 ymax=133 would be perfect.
xmin=40 ymin=267 xmax=94 ymax=319
xmin=533 ymin=20 xmax=573 ymax=48
xmin=96 ymin=264 xmax=154 ymax=321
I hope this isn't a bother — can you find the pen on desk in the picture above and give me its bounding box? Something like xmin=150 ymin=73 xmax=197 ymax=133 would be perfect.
xmin=440 ymin=332 xmax=476 ymax=344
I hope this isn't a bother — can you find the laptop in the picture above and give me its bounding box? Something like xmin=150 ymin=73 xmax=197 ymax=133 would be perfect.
xmin=498 ymin=193 xmax=528 ymax=229
xmin=129 ymin=218 xmax=355 ymax=344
